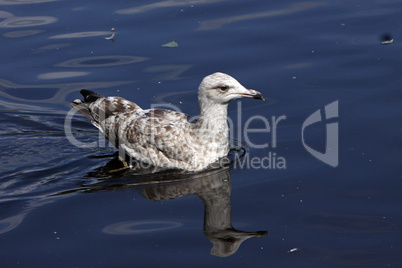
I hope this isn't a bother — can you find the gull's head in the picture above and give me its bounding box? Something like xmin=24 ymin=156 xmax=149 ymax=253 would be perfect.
xmin=198 ymin=72 xmax=265 ymax=105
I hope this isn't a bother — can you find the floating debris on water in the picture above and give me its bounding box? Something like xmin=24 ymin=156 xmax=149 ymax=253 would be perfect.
xmin=162 ymin=40 xmax=178 ymax=47
xmin=287 ymin=248 xmax=300 ymax=253
xmin=381 ymin=39 xmax=394 ymax=45
xmin=379 ymin=33 xmax=393 ymax=45
xmin=105 ymin=27 xmax=115 ymax=40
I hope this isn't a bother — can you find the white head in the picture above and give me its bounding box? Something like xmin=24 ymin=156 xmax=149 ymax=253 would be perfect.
xmin=198 ymin=72 xmax=264 ymax=105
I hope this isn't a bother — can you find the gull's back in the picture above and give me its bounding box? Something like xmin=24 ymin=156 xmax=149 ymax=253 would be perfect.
xmin=71 ymin=90 xmax=209 ymax=170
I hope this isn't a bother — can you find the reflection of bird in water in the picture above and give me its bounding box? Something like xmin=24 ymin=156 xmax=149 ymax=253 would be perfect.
xmin=138 ymin=168 xmax=267 ymax=257
xmin=71 ymin=73 xmax=264 ymax=171
xmin=85 ymin=161 xmax=267 ymax=257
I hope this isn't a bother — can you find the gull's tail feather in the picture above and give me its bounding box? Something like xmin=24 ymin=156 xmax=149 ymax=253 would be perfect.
xmin=71 ymin=89 xmax=143 ymax=130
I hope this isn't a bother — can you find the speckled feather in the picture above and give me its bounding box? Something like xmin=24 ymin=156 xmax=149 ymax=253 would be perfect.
xmin=71 ymin=73 xmax=264 ymax=171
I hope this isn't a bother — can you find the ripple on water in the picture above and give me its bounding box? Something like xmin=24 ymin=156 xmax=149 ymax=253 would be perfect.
xmin=102 ymin=220 xmax=183 ymax=235
xmin=56 ymin=55 xmax=149 ymax=68
xmin=3 ymin=29 xmax=45 ymax=38
xmin=0 ymin=16 xmax=58 ymax=28
xmin=37 ymin=71 xmax=90 ymax=80
xmin=50 ymin=31 xmax=111 ymax=39
xmin=0 ymin=0 xmax=56 ymax=4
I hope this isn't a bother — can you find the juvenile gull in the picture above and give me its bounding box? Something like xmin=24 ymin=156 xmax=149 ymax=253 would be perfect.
xmin=71 ymin=72 xmax=264 ymax=171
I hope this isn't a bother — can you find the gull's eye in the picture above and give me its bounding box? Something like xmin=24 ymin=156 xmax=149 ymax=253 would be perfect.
xmin=218 ymin=85 xmax=229 ymax=92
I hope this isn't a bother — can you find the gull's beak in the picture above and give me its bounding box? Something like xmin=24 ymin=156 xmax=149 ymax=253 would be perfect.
xmin=242 ymin=88 xmax=265 ymax=101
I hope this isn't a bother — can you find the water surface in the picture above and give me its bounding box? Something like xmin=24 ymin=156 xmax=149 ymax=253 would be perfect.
xmin=0 ymin=0 xmax=401 ymax=267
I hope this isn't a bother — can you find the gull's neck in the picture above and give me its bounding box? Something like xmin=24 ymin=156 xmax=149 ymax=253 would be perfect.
xmin=195 ymin=98 xmax=229 ymax=130
xmin=190 ymin=92 xmax=231 ymax=161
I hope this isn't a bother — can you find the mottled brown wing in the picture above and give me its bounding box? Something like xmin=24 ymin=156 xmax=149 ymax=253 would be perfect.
xmin=89 ymin=96 xmax=142 ymax=124
xmin=122 ymin=109 xmax=195 ymax=163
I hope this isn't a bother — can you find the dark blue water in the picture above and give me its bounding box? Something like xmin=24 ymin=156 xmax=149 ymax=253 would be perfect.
xmin=1 ymin=0 xmax=401 ymax=267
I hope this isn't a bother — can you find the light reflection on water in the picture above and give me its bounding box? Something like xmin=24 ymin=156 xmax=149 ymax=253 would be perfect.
xmin=0 ymin=78 xmax=134 ymax=108
xmin=115 ymin=0 xmax=225 ymax=15
xmin=38 ymin=71 xmax=90 ymax=80
xmin=0 ymin=0 xmax=56 ymax=4
xmin=103 ymin=220 xmax=183 ymax=235
xmin=50 ymin=31 xmax=113 ymax=39
xmin=3 ymin=29 xmax=45 ymax=37
xmin=0 ymin=16 xmax=57 ymax=28
xmin=56 ymin=55 xmax=149 ymax=68
xmin=196 ymin=1 xmax=326 ymax=30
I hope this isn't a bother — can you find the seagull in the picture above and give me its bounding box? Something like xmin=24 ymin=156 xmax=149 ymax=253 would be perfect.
xmin=71 ymin=72 xmax=265 ymax=171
